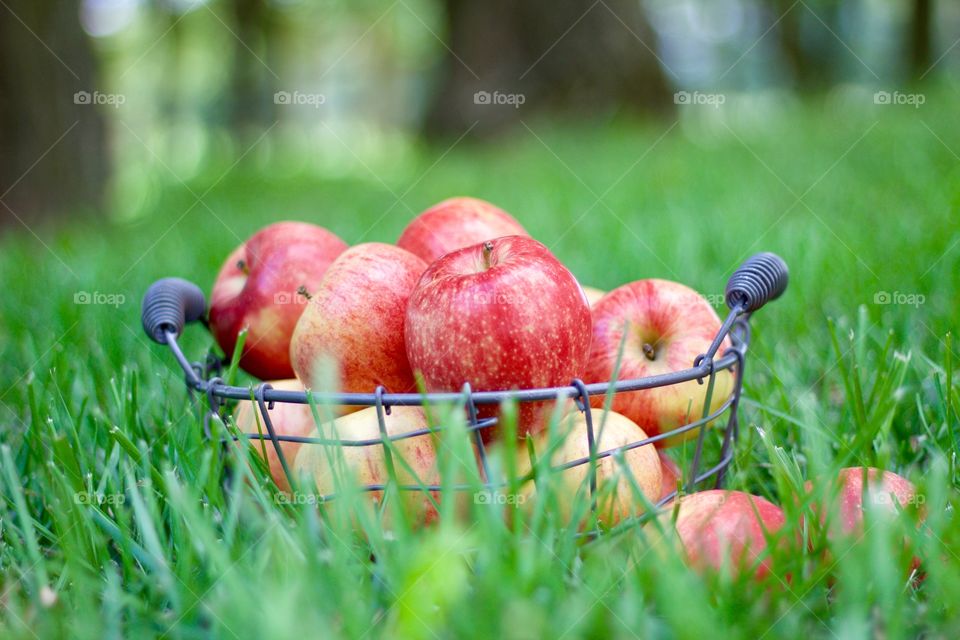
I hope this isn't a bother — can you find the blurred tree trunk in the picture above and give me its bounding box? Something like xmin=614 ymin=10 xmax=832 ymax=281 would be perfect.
xmin=425 ymin=0 xmax=671 ymax=137
xmin=776 ymin=0 xmax=841 ymax=88
xmin=909 ymin=0 xmax=932 ymax=79
xmin=228 ymin=0 xmax=278 ymax=141
xmin=0 ymin=0 xmax=108 ymax=224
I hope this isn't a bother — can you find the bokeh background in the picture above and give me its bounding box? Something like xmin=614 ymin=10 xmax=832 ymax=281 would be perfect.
xmin=2 ymin=0 xmax=958 ymax=224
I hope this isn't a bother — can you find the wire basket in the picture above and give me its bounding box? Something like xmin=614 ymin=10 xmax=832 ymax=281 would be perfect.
xmin=140 ymin=251 xmax=788 ymax=517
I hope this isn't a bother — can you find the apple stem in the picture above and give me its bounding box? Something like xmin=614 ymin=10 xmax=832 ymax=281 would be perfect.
xmin=642 ymin=343 xmax=656 ymax=361
xmin=482 ymin=241 xmax=495 ymax=270
xmin=236 ymin=259 xmax=249 ymax=275
xmin=296 ymin=285 xmax=312 ymax=300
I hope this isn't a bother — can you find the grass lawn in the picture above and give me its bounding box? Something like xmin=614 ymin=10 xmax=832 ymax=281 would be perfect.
xmin=1 ymin=86 xmax=958 ymax=639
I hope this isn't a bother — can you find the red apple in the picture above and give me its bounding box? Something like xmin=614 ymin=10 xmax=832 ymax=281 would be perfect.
xmin=584 ymin=279 xmax=734 ymax=446
xmin=658 ymin=451 xmax=681 ymax=502
xmin=803 ymin=467 xmax=923 ymax=579
xmin=397 ymin=197 xmax=529 ymax=264
xmin=209 ymin=221 xmax=347 ymax=379
xmin=233 ymin=378 xmax=316 ymax=492
xmin=667 ymin=489 xmax=786 ymax=579
xmin=581 ymin=286 xmax=606 ymax=307
xmin=827 ymin=467 xmax=920 ymax=535
xmin=290 ymin=243 xmax=426 ymax=395
xmin=405 ymin=236 xmax=592 ymax=440
xmin=516 ymin=409 xmax=661 ymax=526
xmin=293 ymin=406 xmax=441 ymax=527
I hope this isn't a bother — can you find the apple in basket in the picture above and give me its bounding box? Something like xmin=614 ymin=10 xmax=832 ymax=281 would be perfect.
xmin=657 ymin=451 xmax=682 ymax=502
xmin=397 ymin=196 xmax=529 ymax=264
xmin=290 ymin=243 xmax=426 ymax=396
xmin=584 ymin=279 xmax=734 ymax=446
xmin=233 ymin=378 xmax=316 ymax=492
xmin=580 ymin=285 xmax=606 ymax=308
xmin=515 ymin=409 xmax=662 ymax=527
xmin=661 ymin=489 xmax=786 ymax=579
xmin=405 ymin=236 xmax=592 ymax=440
xmin=293 ymin=406 xmax=442 ymax=527
xmin=209 ymin=222 xmax=347 ymax=380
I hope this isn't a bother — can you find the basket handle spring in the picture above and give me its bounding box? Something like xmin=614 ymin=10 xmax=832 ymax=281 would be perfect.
xmin=141 ymin=278 xmax=207 ymax=343
xmin=725 ymin=252 xmax=788 ymax=313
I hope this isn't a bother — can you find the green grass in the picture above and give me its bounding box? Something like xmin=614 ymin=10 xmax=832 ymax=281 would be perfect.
xmin=1 ymin=85 xmax=959 ymax=639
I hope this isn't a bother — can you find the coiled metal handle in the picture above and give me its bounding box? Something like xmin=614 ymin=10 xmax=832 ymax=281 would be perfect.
xmin=141 ymin=278 xmax=207 ymax=343
xmin=725 ymin=252 xmax=788 ymax=312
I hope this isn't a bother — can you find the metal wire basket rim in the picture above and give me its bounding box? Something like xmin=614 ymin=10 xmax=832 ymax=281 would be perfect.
xmin=198 ymin=331 xmax=744 ymax=409
xmin=236 ymin=387 xmax=736 ymax=450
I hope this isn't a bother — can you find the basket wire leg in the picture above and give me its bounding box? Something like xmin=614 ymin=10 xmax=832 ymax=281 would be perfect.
xmin=714 ymin=347 xmax=746 ymax=489
xmin=374 ymin=387 xmax=400 ymax=518
xmin=686 ymin=368 xmax=718 ymax=492
xmin=570 ymin=380 xmax=598 ymax=513
xmin=463 ymin=383 xmax=492 ymax=489
xmin=254 ymin=383 xmax=297 ymax=493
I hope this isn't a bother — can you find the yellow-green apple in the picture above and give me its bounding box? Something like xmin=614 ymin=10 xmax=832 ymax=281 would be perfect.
xmin=293 ymin=406 xmax=441 ymax=527
xmin=584 ymin=279 xmax=733 ymax=446
xmin=397 ymin=197 xmax=529 ymax=264
xmin=581 ymin=286 xmax=606 ymax=307
xmin=233 ymin=378 xmax=316 ymax=492
xmin=290 ymin=243 xmax=426 ymax=395
xmin=209 ymin=222 xmax=347 ymax=379
xmin=516 ymin=409 xmax=661 ymax=526
xmin=405 ymin=236 xmax=591 ymax=440
xmin=658 ymin=451 xmax=681 ymax=501
xmin=666 ymin=489 xmax=786 ymax=579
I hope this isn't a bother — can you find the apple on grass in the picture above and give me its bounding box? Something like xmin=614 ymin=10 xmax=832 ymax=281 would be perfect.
xmin=233 ymin=378 xmax=317 ymax=492
xmin=290 ymin=243 xmax=426 ymax=396
xmin=209 ymin=221 xmax=347 ymax=380
xmin=397 ymin=197 xmax=529 ymax=264
xmin=293 ymin=406 xmax=441 ymax=528
xmin=663 ymin=489 xmax=786 ymax=579
xmin=805 ymin=467 xmax=922 ymax=574
xmin=814 ymin=467 xmax=920 ymax=535
xmin=516 ymin=409 xmax=661 ymax=527
xmin=405 ymin=236 xmax=592 ymax=441
xmin=585 ymin=279 xmax=734 ymax=446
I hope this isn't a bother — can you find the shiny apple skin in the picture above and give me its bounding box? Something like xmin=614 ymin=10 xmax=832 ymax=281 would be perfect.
xmin=209 ymin=221 xmax=347 ymax=380
xmin=405 ymin=236 xmax=592 ymax=440
xmin=397 ymin=196 xmax=529 ymax=264
xmin=585 ymin=279 xmax=733 ymax=446
xmin=290 ymin=243 xmax=427 ymax=395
